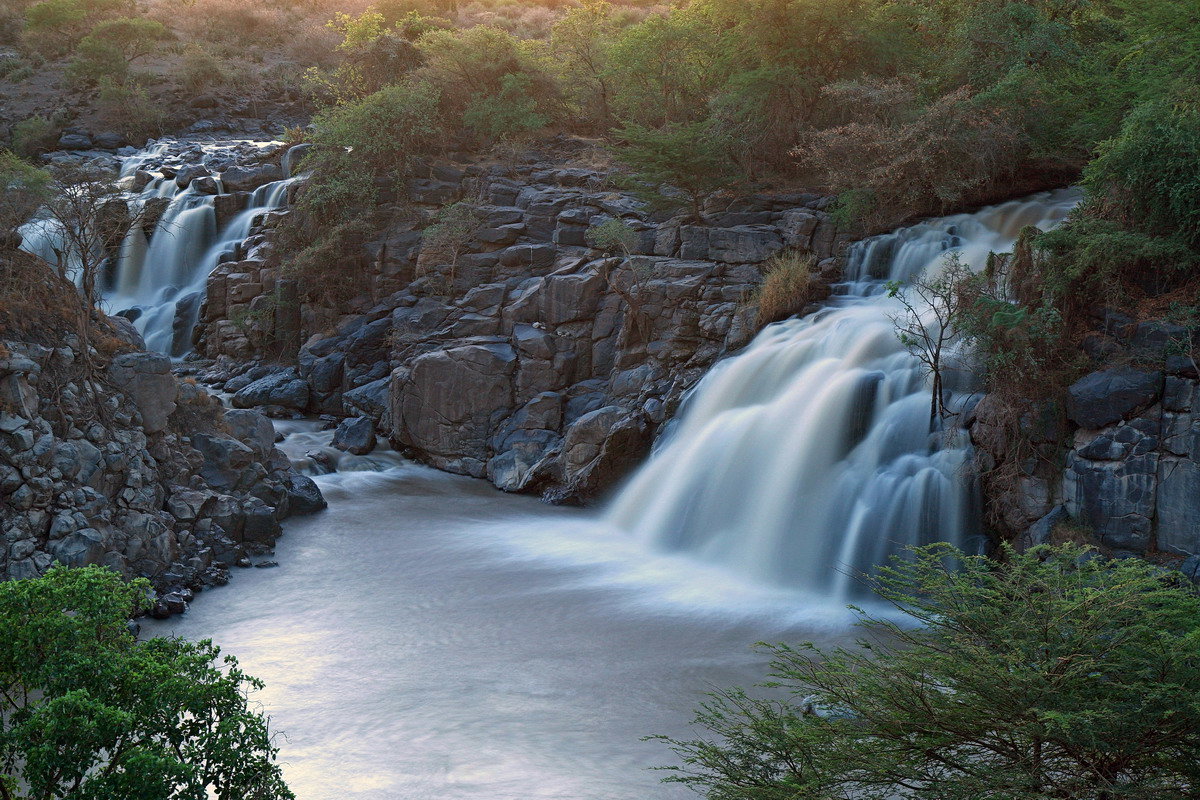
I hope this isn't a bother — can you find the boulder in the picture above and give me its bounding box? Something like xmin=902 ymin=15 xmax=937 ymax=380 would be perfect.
xmin=285 ymin=474 xmax=327 ymax=514
xmin=232 ymin=370 xmax=310 ymax=410
xmin=1065 ymin=368 xmax=1162 ymax=430
xmin=220 ymin=163 xmax=283 ymax=192
xmin=57 ymin=132 xmax=92 ymax=150
xmin=107 ymin=352 xmax=178 ymax=434
xmin=557 ymin=406 xmax=652 ymax=501
xmin=92 ymin=131 xmax=126 ymax=150
xmin=332 ymin=416 xmax=377 ymax=455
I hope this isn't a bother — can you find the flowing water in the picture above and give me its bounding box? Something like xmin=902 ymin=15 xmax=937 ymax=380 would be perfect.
xmin=608 ymin=189 xmax=1079 ymax=599
xmin=146 ymin=434 xmax=855 ymax=800
xmin=18 ymin=140 xmax=292 ymax=356
xmin=110 ymin=140 xmax=1080 ymax=798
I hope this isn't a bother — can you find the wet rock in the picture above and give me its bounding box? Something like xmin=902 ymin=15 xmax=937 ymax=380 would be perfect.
xmin=285 ymin=473 xmax=327 ymax=514
xmin=232 ymin=369 xmax=310 ymax=411
xmin=221 ymin=163 xmax=282 ymax=192
xmin=332 ymin=416 xmax=376 ymax=455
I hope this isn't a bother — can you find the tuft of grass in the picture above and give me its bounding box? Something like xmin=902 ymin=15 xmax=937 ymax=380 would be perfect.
xmin=752 ymin=250 xmax=813 ymax=328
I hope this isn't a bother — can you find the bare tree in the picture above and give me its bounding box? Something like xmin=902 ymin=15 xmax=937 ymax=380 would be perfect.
xmin=40 ymin=163 xmax=129 ymax=383
xmin=887 ymin=252 xmax=973 ymax=425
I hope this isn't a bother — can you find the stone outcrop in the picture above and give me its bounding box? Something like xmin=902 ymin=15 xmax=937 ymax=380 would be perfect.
xmin=971 ymin=317 xmax=1200 ymax=561
xmin=0 ymin=330 xmax=324 ymax=612
xmin=194 ymin=153 xmax=848 ymax=501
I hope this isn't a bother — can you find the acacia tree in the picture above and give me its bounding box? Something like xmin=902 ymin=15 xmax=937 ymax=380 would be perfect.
xmin=0 ymin=150 xmax=50 ymax=246
xmin=586 ymin=218 xmax=654 ymax=341
xmin=655 ymin=543 xmax=1200 ymax=800
xmin=613 ymin=121 xmax=739 ymax=222
xmin=0 ymin=566 xmax=293 ymax=799
xmin=886 ymin=251 xmax=973 ymax=425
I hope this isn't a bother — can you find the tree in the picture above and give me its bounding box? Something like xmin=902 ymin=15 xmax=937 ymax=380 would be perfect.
xmin=0 ymin=565 xmax=293 ymax=799
xmin=886 ymin=251 xmax=973 ymax=425
xmin=654 ymin=542 xmax=1200 ymax=800
xmin=586 ymin=218 xmax=654 ymax=341
xmin=419 ymin=201 xmax=482 ymax=289
xmin=549 ymin=0 xmax=621 ymax=130
xmin=0 ymin=149 xmax=50 ymax=245
xmin=613 ymin=121 xmax=739 ymax=222
xmin=68 ymin=16 xmax=168 ymax=85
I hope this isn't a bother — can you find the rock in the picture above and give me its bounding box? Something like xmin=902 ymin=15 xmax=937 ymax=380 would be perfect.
xmin=232 ymin=370 xmax=310 ymax=411
xmin=57 ymin=132 xmax=92 ymax=150
xmin=92 ymin=131 xmax=126 ymax=150
xmin=332 ymin=416 xmax=377 ymax=455
xmin=342 ymin=377 xmax=390 ymax=420
xmin=174 ymin=164 xmax=211 ymax=190
xmin=1065 ymin=368 xmax=1162 ymax=430
xmin=223 ymin=408 xmax=276 ymax=459
xmin=220 ymin=163 xmax=283 ymax=192
xmin=557 ymin=406 xmax=651 ymax=502
xmin=191 ymin=176 xmax=220 ymax=195
xmin=189 ymin=94 xmax=219 ymax=109
xmin=285 ymin=474 xmax=327 ymax=514
xmin=46 ymin=528 xmax=106 ymax=568
xmin=191 ymin=433 xmax=256 ymax=491
xmin=107 ymin=352 xmax=178 ymax=434
xmin=1016 ymin=506 xmax=1071 ymax=552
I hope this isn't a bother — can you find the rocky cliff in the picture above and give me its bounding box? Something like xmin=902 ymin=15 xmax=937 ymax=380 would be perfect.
xmin=971 ymin=316 xmax=1200 ymax=570
xmin=194 ymin=149 xmax=849 ymax=501
xmin=0 ymin=268 xmax=323 ymax=613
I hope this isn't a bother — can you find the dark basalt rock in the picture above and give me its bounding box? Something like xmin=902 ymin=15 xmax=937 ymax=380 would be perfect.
xmin=1066 ymin=367 xmax=1162 ymax=430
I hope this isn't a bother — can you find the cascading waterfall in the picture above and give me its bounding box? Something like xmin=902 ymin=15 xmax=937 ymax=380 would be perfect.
xmin=19 ymin=140 xmax=292 ymax=356
xmin=608 ymin=189 xmax=1080 ymax=599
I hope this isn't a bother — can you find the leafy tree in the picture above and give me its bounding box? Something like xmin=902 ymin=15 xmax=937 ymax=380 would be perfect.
xmin=68 ymin=16 xmax=168 ymax=85
xmin=419 ymin=201 xmax=482 ymax=288
xmin=462 ymin=72 xmax=548 ymax=142
xmin=0 ymin=565 xmax=293 ymax=799
xmin=655 ymin=543 xmax=1200 ymax=800
xmin=21 ymin=0 xmax=131 ymax=57
xmin=9 ymin=116 xmax=58 ymax=159
xmin=0 ymin=149 xmax=50 ymax=243
xmin=549 ymin=0 xmax=622 ymax=130
xmin=613 ymin=121 xmax=739 ymax=222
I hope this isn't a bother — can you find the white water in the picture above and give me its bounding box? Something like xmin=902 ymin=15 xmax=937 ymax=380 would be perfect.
xmin=18 ymin=141 xmax=291 ymax=356
xmin=608 ymin=189 xmax=1080 ymax=598
xmin=146 ymin=433 xmax=858 ymax=800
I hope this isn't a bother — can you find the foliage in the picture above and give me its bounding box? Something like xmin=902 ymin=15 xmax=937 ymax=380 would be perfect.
xmin=21 ymin=0 xmax=131 ymax=57
xmin=752 ymin=250 xmax=813 ymax=329
xmin=95 ymin=77 xmax=166 ymax=142
xmin=175 ymin=43 xmax=233 ymax=94
xmin=585 ymin=218 xmax=639 ymax=256
xmin=418 ymin=201 xmax=483 ymax=289
xmin=67 ymin=16 xmax=167 ymax=85
xmin=1084 ymin=95 xmax=1200 ymax=247
xmin=795 ymin=82 xmax=1023 ymax=226
xmin=0 ymin=565 xmax=293 ymax=800
xmin=613 ymin=121 xmax=739 ymax=221
xmin=548 ymin=0 xmax=623 ymax=131
xmin=0 ymin=149 xmax=50 ymax=240
xmin=10 ymin=115 xmax=58 ymax=159
xmin=462 ymin=72 xmax=547 ymax=142
xmin=654 ymin=542 xmax=1200 ymax=800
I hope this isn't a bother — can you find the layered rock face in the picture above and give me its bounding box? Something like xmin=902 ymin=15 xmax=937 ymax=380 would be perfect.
xmin=972 ymin=319 xmax=1200 ymax=561
xmin=196 ymin=154 xmax=848 ymax=501
xmin=0 ymin=330 xmax=323 ymax=610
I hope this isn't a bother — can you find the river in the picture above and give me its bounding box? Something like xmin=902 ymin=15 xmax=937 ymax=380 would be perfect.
xmin=145 ymin=449 xmax=856 ymax=800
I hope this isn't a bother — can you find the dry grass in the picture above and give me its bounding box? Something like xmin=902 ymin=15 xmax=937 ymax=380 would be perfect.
xmin=752 ymin=250 xmax=814 ymax=328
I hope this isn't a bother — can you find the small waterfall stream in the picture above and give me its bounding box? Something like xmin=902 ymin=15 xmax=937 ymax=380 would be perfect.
xmin=18 ymin=140 xmax=292 ymax=356
xmin=608 ymin=189 xmax=1080 ymax=598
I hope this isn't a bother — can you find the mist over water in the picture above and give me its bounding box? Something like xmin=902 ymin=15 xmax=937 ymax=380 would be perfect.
xmin=608 ymin=189 xmax=1080 ymax=599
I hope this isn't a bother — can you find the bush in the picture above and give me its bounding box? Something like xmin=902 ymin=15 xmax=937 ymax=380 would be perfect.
xmin=175 ymin=43 xmax=232 ymax=93
xmin=462 ymin=71 xmax=548 ymax=142
xmin=0 ymin=149 xmax=50 ymax=239
xmin=95 ymin=78 xmax=166 ymax=142
xmin=1084 ymin=96 xmax=1200 ymax=246
xmin=21 ymin=0 xmax=132 ymax=57
xmin=794 ymin=82 xmax=1023 ymax=226
xmin=612 ymin=120 xmax=739 ymax=221
xmin=655 ymin=542 xmax=1200 ymax=800
xmin=0 ymin=565 xmax=293 ymax=799
xmin=10 ymin=115 xmax=58 ymax=158
xmin=67 ymin=16 xmax=168 ymax=86
xmin=752 ymin=250 xmax=813 ymax=328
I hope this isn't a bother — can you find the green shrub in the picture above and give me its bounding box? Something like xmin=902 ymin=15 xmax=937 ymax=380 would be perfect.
xmin=655 ymin=542 xmax=1200 ymax=800
xmin=95 ymin=78 xmax=166 ymax=142
xmin=0 ymin=149 xmax=50 ymax=238
xmin=0 ymin=565 xmax=293 ymax=799
xmin=612 ymin=120 xmax=739 ymax=221
xmin=10 ymin=115 xmax=57 ymax=158
xmin=174 ymin=43 xmax=232 ymax=94
xmin=462 ymin=72 xmax=548 ymax=141
xmin=21 ymin=0 xmax=132 ymax=57
xmin=1084 ymin=96 xmax=1200 ymax=246
xmin=585 ymin=218 xmax=639 ymax=256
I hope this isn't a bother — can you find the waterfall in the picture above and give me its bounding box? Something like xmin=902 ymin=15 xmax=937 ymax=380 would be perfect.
xmin=608 ymin=189 xmax=1080 ymax=599
xmin=19 ymin=140 xmax=292 ymax=356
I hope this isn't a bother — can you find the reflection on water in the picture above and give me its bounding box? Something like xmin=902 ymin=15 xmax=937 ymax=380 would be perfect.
xmin=145 ymin=429 xmax=859 ymax=800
